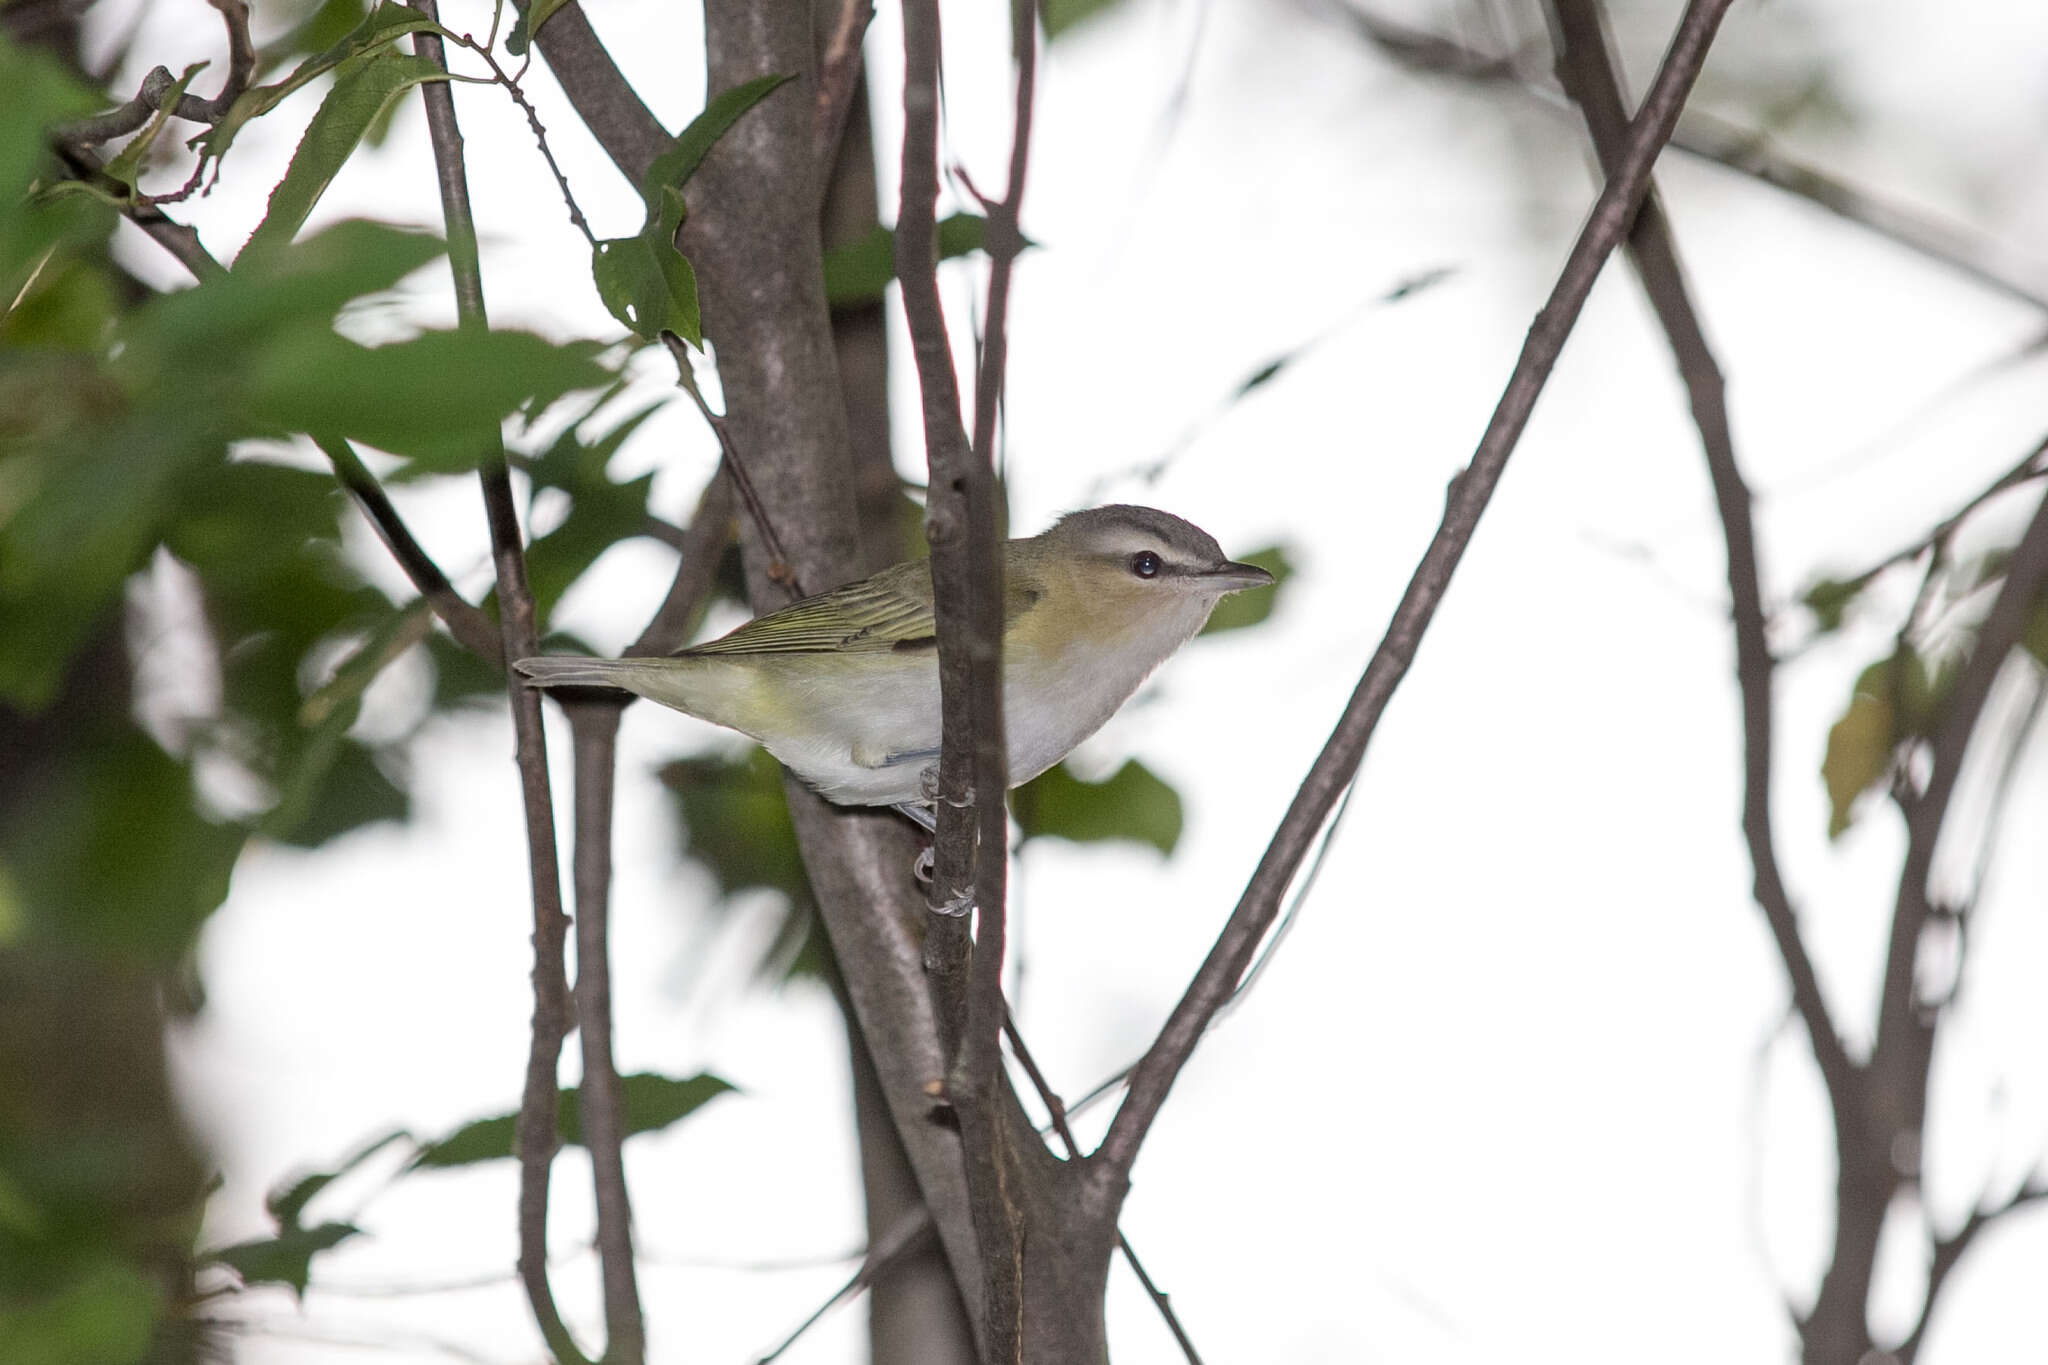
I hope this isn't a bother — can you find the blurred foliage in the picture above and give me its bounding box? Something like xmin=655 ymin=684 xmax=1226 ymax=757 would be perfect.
xmin=1014 ymin=759 xmax=1183 ymax=855
xmin=823 ymin=212 xmax=1001 ymax=308
xmin=410 ymin=1072 xmax=736 ymax=1169
xmin=1806 ymin=506 xmax=2048 ymax=839
xmin=1200 ymin=544 xmax=1292 ymax=636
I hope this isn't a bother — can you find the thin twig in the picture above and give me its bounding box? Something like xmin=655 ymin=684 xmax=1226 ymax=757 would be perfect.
xmin=1094 ymin=0 xmax=1740 ymax=1185
xmin=51 ymin=144 xmax=224 ymax=281
xmin=315 ymin=436 xmax=505 ymax=665
xmin=968 ymin=0 xmax=1036 ymax=467
xmin=54 ymin=0 xmax=252 ymax=144
xmin=443 ymin=29 xmax=598 ymax=247
xmin=409 ymin=7 xmax=592 ymax=1364
xmin=660 ymin=332 xmax=804 ymax=600
xmin=754 ymin=1209 xmax=939 ymax=1364
xmin=565 ymin=699 xmax=644 ymax=1365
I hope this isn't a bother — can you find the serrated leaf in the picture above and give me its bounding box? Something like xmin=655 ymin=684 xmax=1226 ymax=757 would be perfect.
xmin=242 ymin=48 xmax=447 ymax=260
xmin=506 ymin=0 xmax=577 ymax=55
xmin=1013 ymin=759 xmax=1183 ymax=855
xmin=822 ymin=213 xmax=1002 ymax=307
xmin=242 ymin=328 xmax=613 ymax=469
xmin=208 ymin=1222 xmax=361 ymax=1298
xmin=410 ymin=1072 xmax=735 ymax=1169
xmin=1199 ymin=545 xmax=1290 ymax=635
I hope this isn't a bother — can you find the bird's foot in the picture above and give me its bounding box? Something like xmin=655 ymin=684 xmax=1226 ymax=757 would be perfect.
xmin=930 ymin=886 xmax=973 ymax=918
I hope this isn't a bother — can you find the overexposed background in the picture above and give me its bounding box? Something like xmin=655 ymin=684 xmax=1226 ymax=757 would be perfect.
xmin=88 ymin=0 xmax=2048 ymax=1359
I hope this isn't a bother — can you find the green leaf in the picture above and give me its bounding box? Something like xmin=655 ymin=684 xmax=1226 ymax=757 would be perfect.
xmin=1199 ymin=545 xmax=1291 ymax=635
xmin=242 ymin=48 xmax=448 ymax=259
xmin=1042 ymin=0 xmax=1132 ymax=39
xmin=411 ymin=1073 xmax=735 ymax=1169
xmin=506 ymin=0 xmax=577 ymax=56
xmin=242 ymin=328 xmax=613 ymax=469
xmin=644 ymin=73 xmax=794 ymax=201
xmin=195 ymin=1 xmax=442 ymax=171
xmin=266 ymin=1130 xmax=411 ymax=1231
xmin=591 ymin=219 xmax=700 ymax=343
xmin=822 ymin=213 xmax=1000 ymax=307
xmin=1822 ymin=687 xmax=1890 ymax=840
xmin=208 ymin=1222 xmax=360 ymax=1299
xmin=1013 ymin=759 xmax=1183 ymax=855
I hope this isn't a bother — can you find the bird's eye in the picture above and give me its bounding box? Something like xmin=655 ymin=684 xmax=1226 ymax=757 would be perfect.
xmin=1129 ymin=551 xmax=1162 ymax=579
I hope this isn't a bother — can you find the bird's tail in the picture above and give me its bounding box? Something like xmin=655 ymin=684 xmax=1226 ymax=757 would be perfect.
xmin=513 ymin=655 xmax=650 ymax=693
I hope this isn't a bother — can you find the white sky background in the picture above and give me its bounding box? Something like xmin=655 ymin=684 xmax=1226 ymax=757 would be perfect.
xmin=82 ymin=0 xmax=2048 ymax=1359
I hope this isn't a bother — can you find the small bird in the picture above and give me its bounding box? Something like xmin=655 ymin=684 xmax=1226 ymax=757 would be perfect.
xmin=514 ymin=505 xmax=1273 ymax=814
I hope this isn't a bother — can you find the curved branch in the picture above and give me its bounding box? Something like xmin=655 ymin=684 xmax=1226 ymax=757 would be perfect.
xmin=1095 ymin=0 xmax=1741 ymax=1183
xmin=1543 ymin=0 xmax=1859 ymax=1115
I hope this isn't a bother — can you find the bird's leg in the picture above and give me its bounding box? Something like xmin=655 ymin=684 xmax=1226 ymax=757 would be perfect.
xmin=891 ymin=801 xmax=937 ymax=834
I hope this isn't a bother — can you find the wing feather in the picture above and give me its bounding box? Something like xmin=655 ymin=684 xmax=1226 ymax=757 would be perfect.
xmin=682 ymin=558 xmax=1042 ymax=656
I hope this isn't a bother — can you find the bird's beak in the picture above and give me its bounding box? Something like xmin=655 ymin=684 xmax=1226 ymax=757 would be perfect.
xmin=1203 ymin=561 xmax=1276 ymax=590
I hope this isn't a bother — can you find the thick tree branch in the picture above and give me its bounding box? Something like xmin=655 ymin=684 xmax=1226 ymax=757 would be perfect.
xmin=410 ymin=8 xmax=591 ymax=1363
xmin=682 ymin=0 xmax=986 ymax=1336
xmin=565 ymin=699 xmax=643 ymax=1365
xmin=1543 ymin=0 xmax=1859 ymax=1119
xmin=1095 ymin=0 xmax=1740 ymax=1183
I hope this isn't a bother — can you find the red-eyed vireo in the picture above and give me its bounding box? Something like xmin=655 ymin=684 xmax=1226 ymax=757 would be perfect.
xmin=514 ymin=505 xmax=1273 ymax=810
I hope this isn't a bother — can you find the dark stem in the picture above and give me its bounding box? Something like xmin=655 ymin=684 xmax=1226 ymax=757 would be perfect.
xmin=314 ymin=436 xmax=505 ymax=665
xmin=660 ymin=332 xmax=805 ymax=599
xmin=1095 ymin=0 xmax=1741 ymax=1186
xmin=897 ymin=0 xmax=1022 ymax=1351
xmin=1543 ymin=0 xmax=1861 ymax=1125
xmin=410 ymin=7 xmax=592 ymax=1362
xmin=565 ymin=699 xmax=644 ymax=1365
